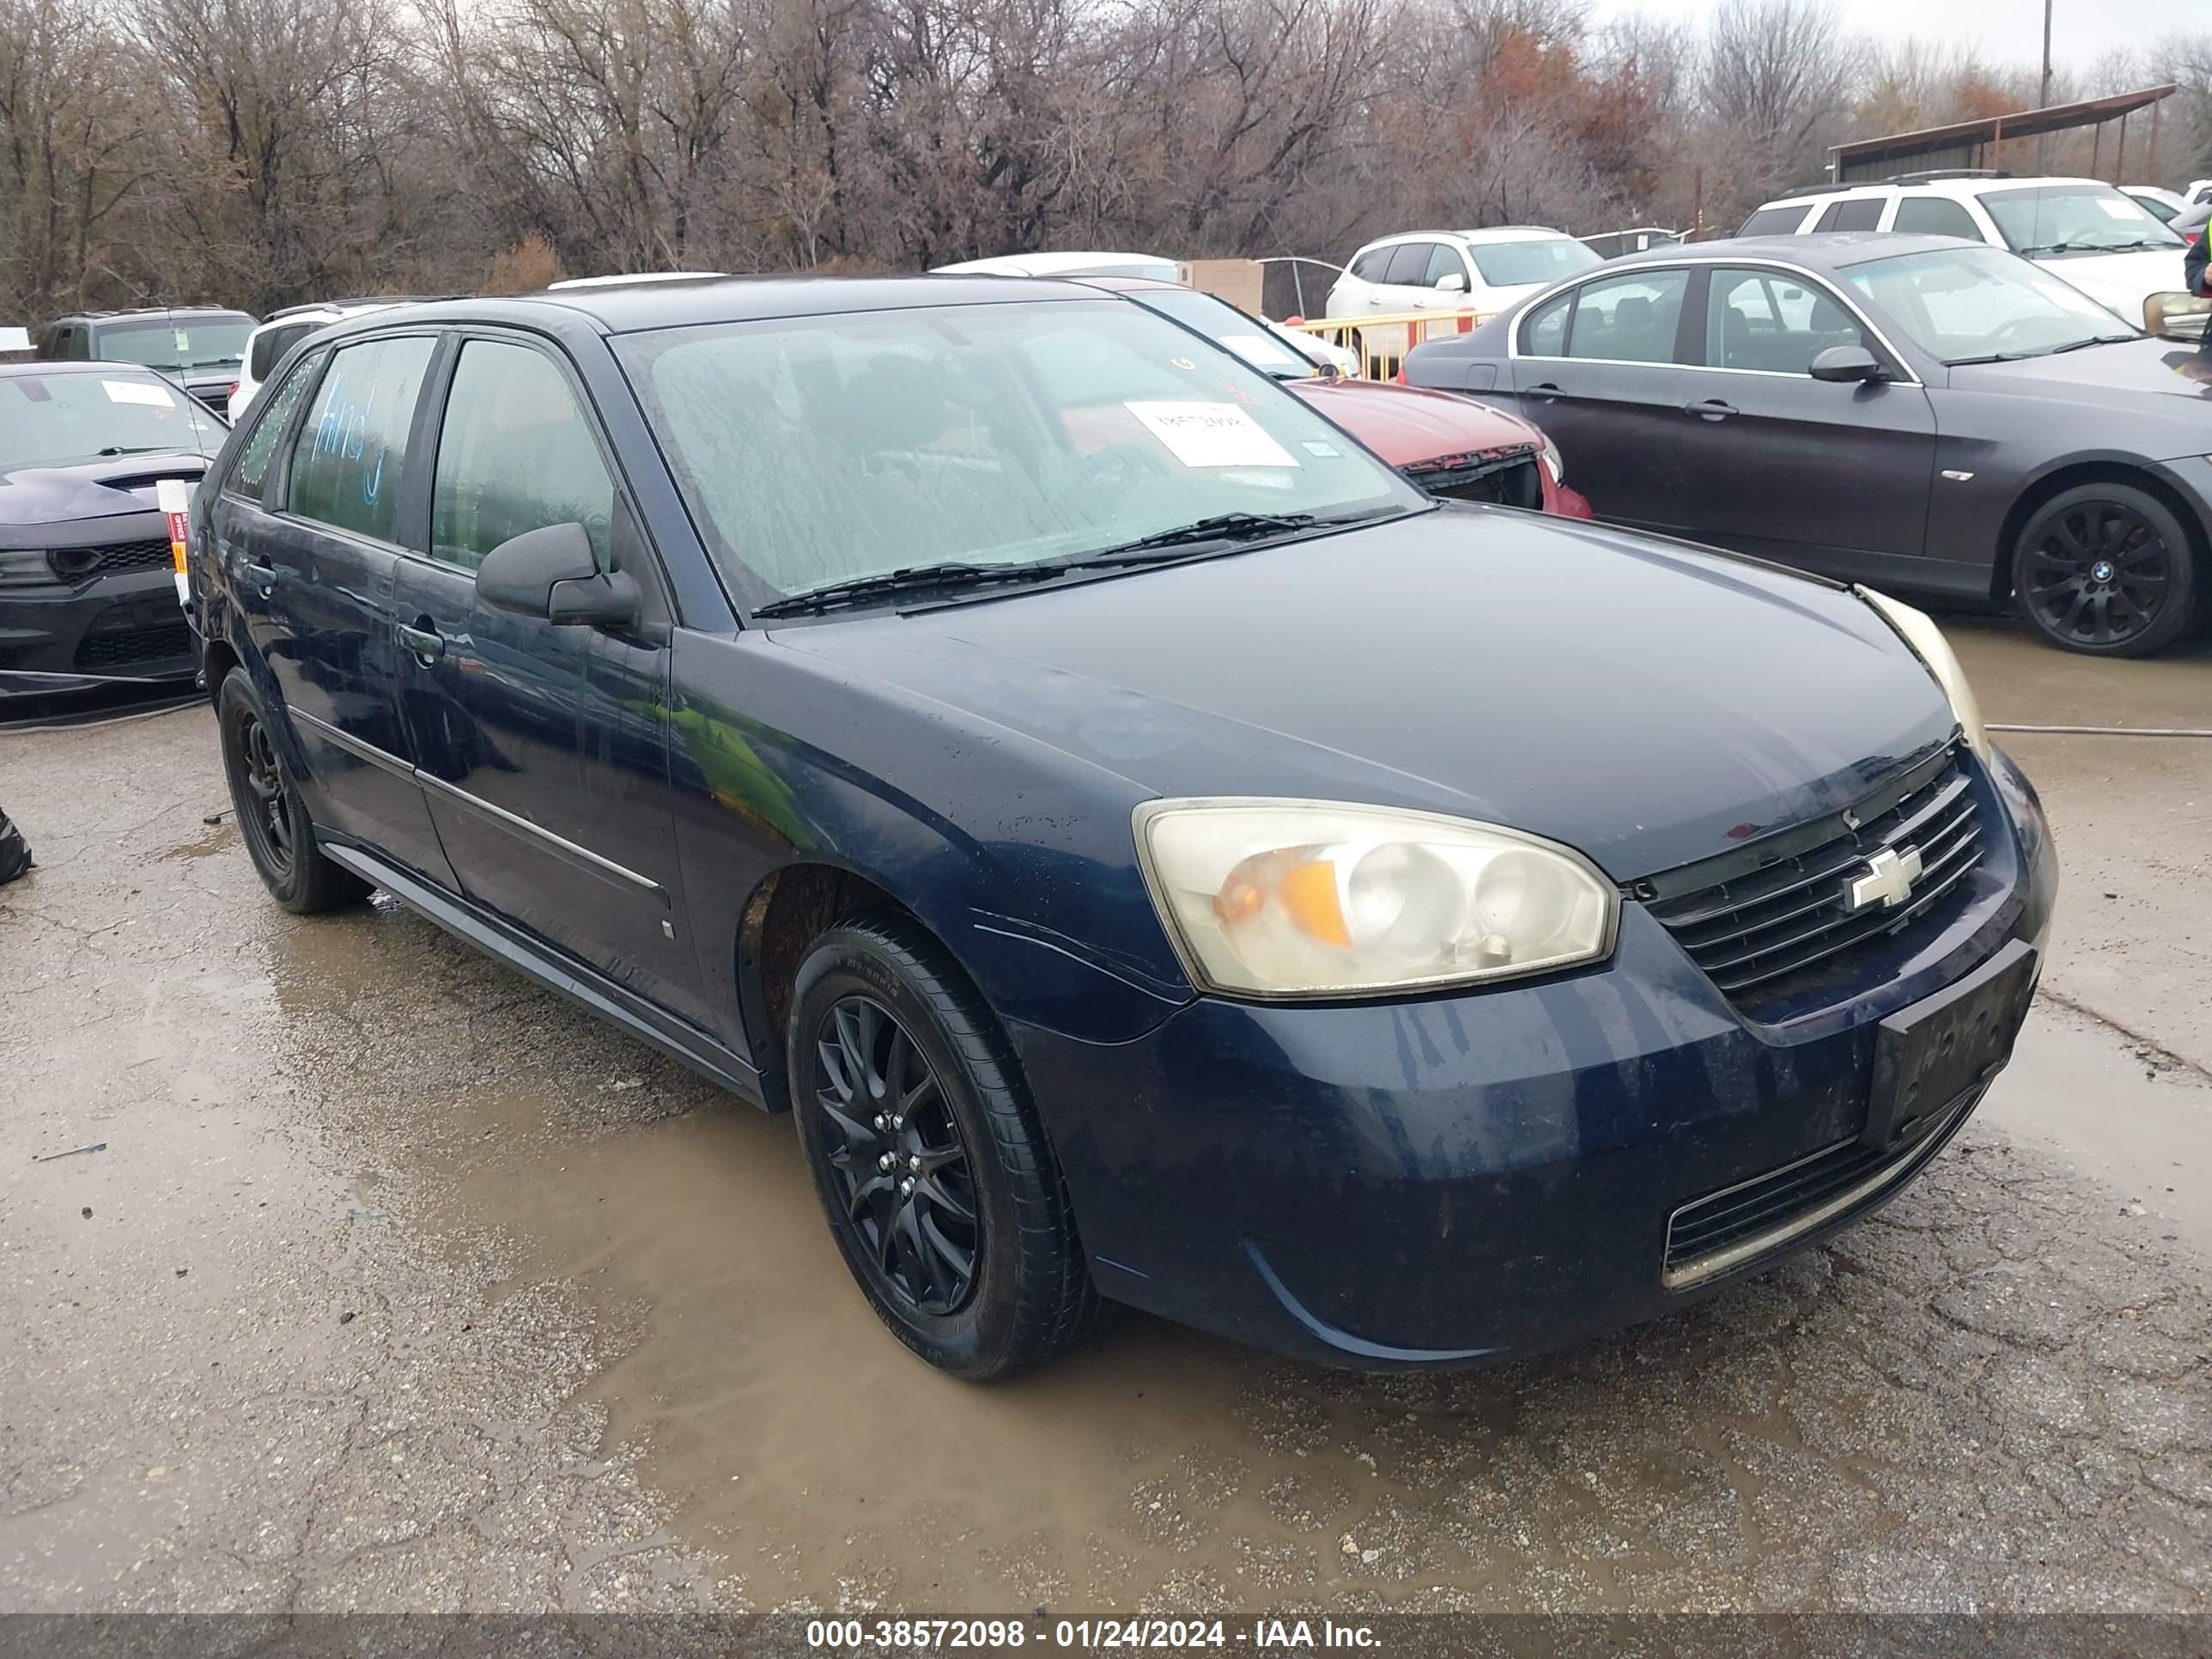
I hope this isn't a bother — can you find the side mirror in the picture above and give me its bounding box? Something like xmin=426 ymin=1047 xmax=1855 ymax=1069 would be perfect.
xmin=476 ymin=521 xmax=640 ymax=627
xmin=1437 ymin=271 xmax=1468 ymax=294
xmin=1809 ymin=343 xmax=1883 ymax=383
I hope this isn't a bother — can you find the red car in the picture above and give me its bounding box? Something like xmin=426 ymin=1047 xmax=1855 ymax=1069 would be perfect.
xmin=1080 ymin=276 xmax=1593 ymax=519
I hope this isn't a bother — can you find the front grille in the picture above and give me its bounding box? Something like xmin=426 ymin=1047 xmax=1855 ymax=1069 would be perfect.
xmin=1646 ymin=743 xmax=1985 ymax=1007
xmin=74 ymin=619 xmax=193 ymax=671
xmin=47 ymin=537 xmax=172 ymax=582
xmin=1662 ymin=1088 xmax=1978 ymax=1287
xmin=1409 ymin=448 xmax=1543 ymax=509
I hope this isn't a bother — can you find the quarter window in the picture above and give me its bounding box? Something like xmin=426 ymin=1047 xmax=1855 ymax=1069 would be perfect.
xmin=286 ymin=335 xmax=435 ymax=544
xmin=430 ymin=340 xmax=615 ymax=572
xmin=1564 ymin=270 xmax=1691 ymax=363
xmin=1522 ymin=293 xmax=1571 ymax=356
xmin=1706 ymin=268 xmax=1870 ymax=374
xmin=1891 ymin=197 xmax=1984 ymax=240
xmin=227 ymin=352 xmax=319 ymax=501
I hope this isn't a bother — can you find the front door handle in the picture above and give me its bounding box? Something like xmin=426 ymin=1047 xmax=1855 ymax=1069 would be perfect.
xmin=398 ymin=622 xmax=447 ymax=665
xmin=1686 ymin=398 xmax=1739 ymax=421
xmin=239 ymin=560 xmax=278 ymax=594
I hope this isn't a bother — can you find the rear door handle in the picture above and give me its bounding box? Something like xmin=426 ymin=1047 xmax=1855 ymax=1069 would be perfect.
xmin=1686 ymin=398 xmax=1739 ymax=420
xmin=1528 ymin=381 xmax=1561 ymax=402
xmin=397 ymin=622 xmax=446 ymax=664
xmin=239 ymin=560 xmax=278 ymax=595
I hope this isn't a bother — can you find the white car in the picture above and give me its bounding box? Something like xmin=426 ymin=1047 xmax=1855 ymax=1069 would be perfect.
xmin=930 ymin=251 xmax=1181 ymax=282
xmin=1741 ymin=175 xmax=2188 ymax=330
xmin=548 ymin=271 xmax=726 ymax=288
xmin=1323 ymin=228 xmax=1603 ymax=320
xmin=229 ymin=298 xmax=445 ymax=421
xmin=2121 ymin=185 xmax=2189 ymax=225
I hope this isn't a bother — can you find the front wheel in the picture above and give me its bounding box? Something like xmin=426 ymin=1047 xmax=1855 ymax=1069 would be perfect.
xmin=2011 ymin=483 xmax=2198 ymax=657
xmin=788 ymin=912 xmax=1105 ymax=1380
xmin=216 ymin=667 xmax=368 ymax=914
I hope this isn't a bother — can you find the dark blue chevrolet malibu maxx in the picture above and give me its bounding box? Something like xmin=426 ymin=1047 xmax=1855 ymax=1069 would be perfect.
xmin=190 ymin=276 xmax=2057 ymax=1379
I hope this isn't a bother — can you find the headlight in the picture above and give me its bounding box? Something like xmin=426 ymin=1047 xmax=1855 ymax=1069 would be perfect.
xmin=0 ymin=549 xmax=58 ymax=589
xmin=1134 ymin=799 xmax=1618 ymax=999
xmin=1855 ymin=586 xmax=1991 ymax=763
xmin=1539 ymin=434 xmax=1564 ymax=484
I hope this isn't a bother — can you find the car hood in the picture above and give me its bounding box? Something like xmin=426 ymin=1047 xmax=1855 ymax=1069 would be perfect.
xmin=0 ymin=451 xmax=210 ymax=528
xmin=771 ymin=508 xmax=1957 ymax=881
xmin=2034 ymin=247 xmax=2184 ymax=321
xmin=1285 ymin=380 xmax=1538 ymax=465
xmin=1947 ymin=335 xmax=2212 ymax=416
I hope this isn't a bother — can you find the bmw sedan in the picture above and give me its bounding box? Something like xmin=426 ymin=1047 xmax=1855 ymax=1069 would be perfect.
xmin=1 ymin=362 xmax=228 ymax=702
xmin=191 ymin=278 xmax=2056 ymax=1379
xmin=1403 ymin=233 xmax=2212 ymax=657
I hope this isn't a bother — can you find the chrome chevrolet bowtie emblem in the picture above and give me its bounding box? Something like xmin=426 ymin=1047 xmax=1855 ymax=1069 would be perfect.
xmin=1847 ymin=845 xmax=1923 ymax=913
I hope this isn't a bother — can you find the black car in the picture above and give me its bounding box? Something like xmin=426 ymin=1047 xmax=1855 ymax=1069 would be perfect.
xmin=35 ymin=307 xmax=257 ymax=417
xmin=1402 ymin=232 xmax=2212 ymax=657
xmin=0 ymin=362 xmax=228 ymax=702
xmin=192 ymin=279 xmax=2051 ymax=1380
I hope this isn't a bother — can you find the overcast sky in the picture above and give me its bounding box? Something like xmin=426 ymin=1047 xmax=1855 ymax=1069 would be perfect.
xmin=1595 ymin=0 xmax=2177 ymax=73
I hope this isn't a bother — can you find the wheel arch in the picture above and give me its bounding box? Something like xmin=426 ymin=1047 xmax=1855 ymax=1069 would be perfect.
xmin=1990 ymin=459 xmax=2209 ymax=605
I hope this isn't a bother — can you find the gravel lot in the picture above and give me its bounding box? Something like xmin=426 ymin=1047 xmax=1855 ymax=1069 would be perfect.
xmin=2 ymin=619 xmax=2208 ymax=1621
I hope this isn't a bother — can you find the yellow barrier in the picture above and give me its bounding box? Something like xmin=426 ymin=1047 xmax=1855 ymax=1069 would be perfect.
xmin=1280 ymin=308 xmax=1493 ymax=379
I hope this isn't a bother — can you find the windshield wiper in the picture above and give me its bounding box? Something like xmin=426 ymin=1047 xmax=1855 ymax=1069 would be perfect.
xmin=2045 ymin=333 xmax=2138 ymax=354
xmin=1066 ymin=507 xmax=1408 ymax=569
xmin=1950 ymin=331 xmax=2137 ymax=365
xmin=95 ymin=445 xmax=169 ymax=456
xmin=753 ymin=560 xmax=1067 ymax=617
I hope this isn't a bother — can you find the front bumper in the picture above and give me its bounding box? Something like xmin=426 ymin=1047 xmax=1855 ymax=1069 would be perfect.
xmin=0 ymin=567 xmax=198 ymax=701
xmin=1016 ymin=745 xmax=2057 ymax=1369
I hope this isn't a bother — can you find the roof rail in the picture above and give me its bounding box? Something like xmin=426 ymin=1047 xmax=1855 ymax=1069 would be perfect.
xmin=1774 ymin=182 xmax=1858 ymax=199
xmin=264 ymin=294 xmax=468 ymax=320
xmin=1883 ymin=168 xmax=2012 ymax=185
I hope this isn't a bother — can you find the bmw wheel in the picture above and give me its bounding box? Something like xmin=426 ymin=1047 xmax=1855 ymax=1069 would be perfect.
xmin=2012 ymin=483 xmax=2198 ymax=657
xmin=216 ymin=667 xmax=368 ymax=915
xmin=788 ymin=912 xmax=1105 ymax=1379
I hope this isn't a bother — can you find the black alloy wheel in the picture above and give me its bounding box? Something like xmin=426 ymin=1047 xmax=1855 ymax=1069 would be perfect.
xmin=236 ymin=709 xmax=295 ymax=881
xmin=808 ymin=994 xmax=981 ymax=1316
xmin=2013 ymin=483 xmax=2198 ymax=657
xmin=216 ymin=666 xmax=368 ymax=914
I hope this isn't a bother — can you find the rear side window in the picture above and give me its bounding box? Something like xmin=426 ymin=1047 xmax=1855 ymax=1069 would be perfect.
xmin=429 ymin=340 xmax=615 ymax=571
xmin=1813 ymin=198 xmax=1885 ymax=233
xmin=1892 ymin=197 xmax=1984 ymax=240
xmin=286 ymin=335 xmax=435 ymax=544
xmin=1382 ymin=242 xmax=1437 ymax=286
xmin=1739 ymin=204 xmax=1812 ymax=236
xmin=248 ymin=322 xmax=315 ymax=381
xmin=225 ymin=353 xmax=319 ymax=500
xmin=1521 ymin=292 xmax=1571 ymax=356
xmin=1565 ymin=270 xmax=1691 ymax=363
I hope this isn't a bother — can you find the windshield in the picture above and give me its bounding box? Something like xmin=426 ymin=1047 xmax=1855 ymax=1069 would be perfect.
xmin=1467 ymin=239 xmax=1602 ymax=289
xmin=94 ymin=318 xmax=253 ymax=374
xmin=1842 ymin=245 xmax=2138 ymax=364
xmin=1977 ymin=185 xmax=2183 ymax=255
xmin=1130 ymin=289 xmax=1317 ymax=380
xmin=615 ymin=298 xmax=1420 ymax=607
xmin=0 ymin=370 xmax=226 ymax=467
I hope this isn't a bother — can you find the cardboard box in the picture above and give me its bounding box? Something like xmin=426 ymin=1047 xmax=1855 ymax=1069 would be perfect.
xmin=1177 ymin=259 xmax=1265 ymax=315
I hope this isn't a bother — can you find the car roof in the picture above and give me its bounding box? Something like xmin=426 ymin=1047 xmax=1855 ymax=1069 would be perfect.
xmin=1362 ymin=226 xmax=1566 ymax=248
xmin=263 ymin=295 xmax=464 ymax=323
xmin=931 ymin=252 xmax=1174 ymax=276
xmin=0 ymin=359 xmax=169 ymax=378
xmin=1765 ymin=174 xmax=2121 ymax=208
xmin=317 ymin=275 xmax=1109 ymax=339
xmin=1594 ymin=232 xmax=1972 ymax=271
xmin=1072 ymin=276 xmax=1193 ymax=295
xmin=53 ymin=307 xmax=254 ymax=323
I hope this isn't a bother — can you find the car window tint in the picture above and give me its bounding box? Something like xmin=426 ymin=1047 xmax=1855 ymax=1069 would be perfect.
xmin=1382 ymin=243 xmax=1436 ymax=286
xmin=1565 ymin=269 xmax=1690 ymax=363
xmin=430 ymin=340 xmax=616 ymax=572
xmin=1421 ymin=244 xmax=1468 ymax=288
xmin=249 ymin=322 xmax=314 ymax=381
xmin=1891 ymin=197 xmax=1984 ymax=240
xmin=1348 ymin=247 xmax=1392 ymax=283
xmin=1738 ymin=204 xmax=1812 ymax=236
xmin=286 ymin=335 xmax=434 ymax=544
xmin=1522 ymin=293 xmax=1571 ymax=356
xmin=228 ymin=353 xmax=318 ymax=499
xmin=1813 ymin=198 xmax=1885 ymax=233
xmin=1707 ymin=269 xmax=1869 ymax=374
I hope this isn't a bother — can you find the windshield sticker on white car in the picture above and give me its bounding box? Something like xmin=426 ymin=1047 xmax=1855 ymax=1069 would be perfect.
xmin=1218 ymin=332 xmax=1304 ymax=369
xmin=1300 ymin=439 xmax=1343 ymax=458
xmin=1126 ymin=401 xmax=1298 ymax=468
xmin=103 ymin=380 xmax=176 ymax=408
xmin=2095 ymin=198 xmax=2139 ymax=220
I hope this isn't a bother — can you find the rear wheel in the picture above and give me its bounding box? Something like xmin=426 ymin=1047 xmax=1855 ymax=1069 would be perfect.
xmin=216 ymin=667 xmax=368 ymax=914
xmin=2011 ymin=483 xmax=2197 ymax=657
xmin=788 ymin=911 xmax=1105 ymax=1379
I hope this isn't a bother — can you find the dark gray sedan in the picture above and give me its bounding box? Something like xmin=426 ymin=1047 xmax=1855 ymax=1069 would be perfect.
xmin=1402 ymin=232 xmax=2212 ymax=656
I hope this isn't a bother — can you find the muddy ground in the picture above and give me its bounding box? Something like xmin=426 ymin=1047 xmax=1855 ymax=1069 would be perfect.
xmin=2 ymin=617 xmax=2208 ymax=1617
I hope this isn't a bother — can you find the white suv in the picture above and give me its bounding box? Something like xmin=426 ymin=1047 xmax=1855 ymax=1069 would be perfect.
xmin=1741 ymin=174 xmax=2187 ymax=329
xmin=1324 ymin=228 xmax=1602 ymax=320
xmin=228 ymin=297 xmax=453 ymax=421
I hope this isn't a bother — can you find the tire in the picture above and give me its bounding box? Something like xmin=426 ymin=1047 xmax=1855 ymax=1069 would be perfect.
xmin=216 ymin=666 xmax=368 ymax=915
xmin=2011 ymin=483 xmax=2199 ymax=657
xmin=787 ymin=911 xmax=1106 ymax=1380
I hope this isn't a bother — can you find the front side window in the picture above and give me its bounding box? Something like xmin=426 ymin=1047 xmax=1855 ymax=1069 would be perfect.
xmin=226 ymin=352 xmax=319 ymax=499
xmin=430 ymin=340 xmax=616 ymax=571
xmin=1978 ymin=185 xmax=2182 ymax=255
xmin=1421 ymin=245 xmax=1469 ymax=288
xmin=1707 ymin=268 xmax=1871 ymax=374
xmin=1564 ymin=269 xmax=1691 ymax=363
xmin=1381 ymin=243 xmax=1437 ymax=287
xmin=0 ymin=368 xmax=226 ymax=469
xmin=1891 ymin=197 xmax=1984 ymax=240
xmin=1467 ymin=238 xmax=1602 ymax=289
xmin=287 ymin=335 xmax=436 ymax=543
xmin=1843 ymin=245 xmax=2138 ymax=364
xmin=615 ymin=299 xmax=1421 ymax=607
xmin=94 ymin=317 xmax=253 ymax=375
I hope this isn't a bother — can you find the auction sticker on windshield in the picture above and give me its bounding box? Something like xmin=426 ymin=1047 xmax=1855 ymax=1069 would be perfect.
xmin=1127 ymin=401 xmax=1297 ymax=468
xmin=104 ymin=380 xmax=175 ymax=408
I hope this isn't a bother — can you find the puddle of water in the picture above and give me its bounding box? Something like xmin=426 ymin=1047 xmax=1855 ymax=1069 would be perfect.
xmin=161 ymin=821 xmax=238 ymax=861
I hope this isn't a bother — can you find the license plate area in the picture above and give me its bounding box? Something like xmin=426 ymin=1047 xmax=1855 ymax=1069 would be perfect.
xmin=1863 ymin=938 xmax=2037 ymax=1150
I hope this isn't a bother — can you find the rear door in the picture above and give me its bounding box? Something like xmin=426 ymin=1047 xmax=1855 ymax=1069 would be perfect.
xmin=1669 ymin=264 xmax=1936 ymax=574
xmin=1509 ymin=264 xmax=1698 ymax=532
xmin=211 ymin=334 xmax=458 ymax=885
xmin=389 ymin=331 xmax=705 ymax=1025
